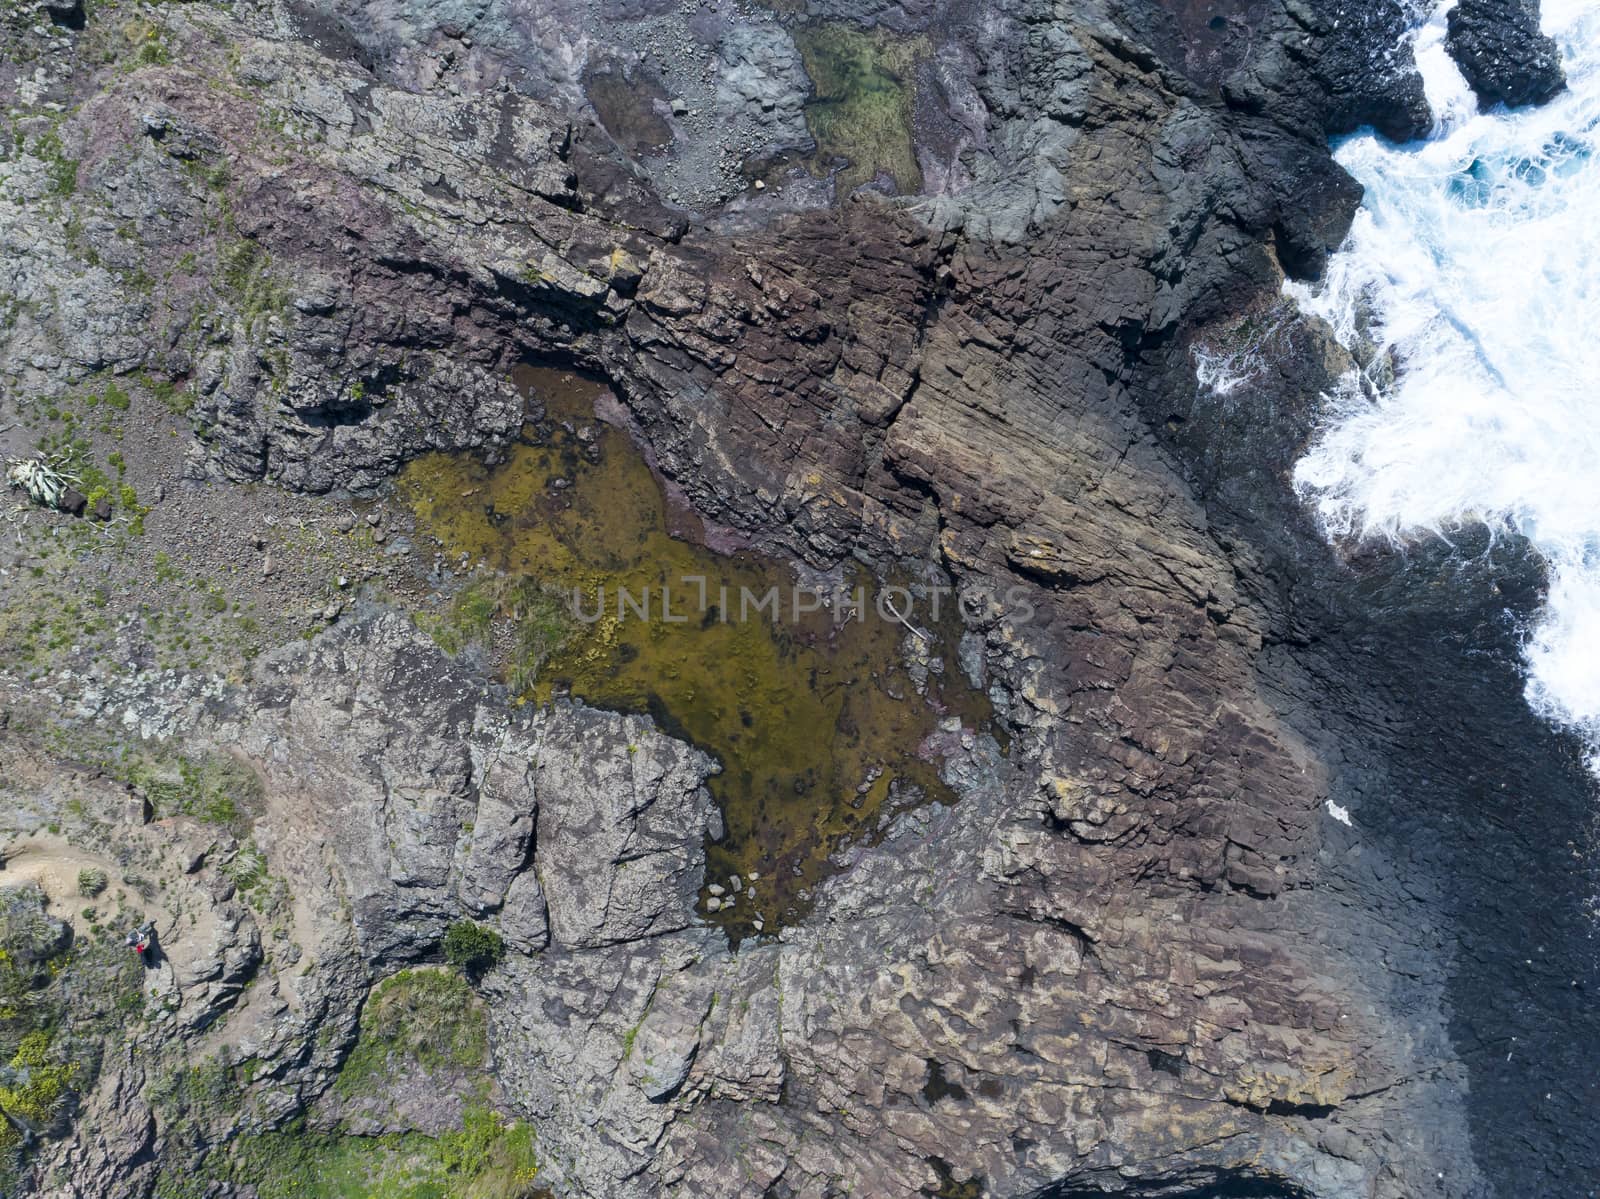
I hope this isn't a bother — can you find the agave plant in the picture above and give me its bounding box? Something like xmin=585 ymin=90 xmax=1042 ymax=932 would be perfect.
xmin=4 ymin=455 xmax=78 ymax=511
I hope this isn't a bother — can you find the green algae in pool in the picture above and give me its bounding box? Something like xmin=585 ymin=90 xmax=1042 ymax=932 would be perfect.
xmin=399 ymin=366 xmax=991 ymax=935
xmin=795 ymin=24 xmax=927 ymax=195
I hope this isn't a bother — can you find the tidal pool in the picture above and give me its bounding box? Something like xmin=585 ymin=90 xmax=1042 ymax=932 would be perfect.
xmin=399 ymin=366 xmax=991 ymax=936
xmin=794 ymin=23 xmax=926 ymax=195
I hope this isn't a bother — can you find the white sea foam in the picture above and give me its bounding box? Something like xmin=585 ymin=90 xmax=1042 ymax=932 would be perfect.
xmin=1192 ymin=345 xmax=1252 ymax=398
xmin=1192 ymin=307 xmax=1293 ymax=401
xmin=1414 ymin=1 xmax=1479 ymax=134
xmin=1287 ymin=0 xmax=1600 ymax=759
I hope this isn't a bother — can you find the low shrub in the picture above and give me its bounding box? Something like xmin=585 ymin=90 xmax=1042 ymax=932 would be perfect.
xmin=441 ymin=921 xmax=504 ymax=979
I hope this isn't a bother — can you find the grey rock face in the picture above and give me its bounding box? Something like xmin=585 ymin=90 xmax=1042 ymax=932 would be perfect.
xmin=536 ymin=711 xmax=719 ymax=949
xmin=0 ymin=608 xmax=723 ymax=1194
xmin=172 ymin=904 xmax=264 ymax=1032
xmin=224 ymin=612 xmax=719 ymax=967
xmin=455 ymin=753 xmax=538 ymax=914
xmin=253 ymin=0 xmax=816 ymax=210
xmin=713 ymin=22 xmax=811 ymax=155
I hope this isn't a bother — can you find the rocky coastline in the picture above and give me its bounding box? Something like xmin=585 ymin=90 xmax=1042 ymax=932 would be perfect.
xmin=0 ymin=1 xmax=1594 ymax=1197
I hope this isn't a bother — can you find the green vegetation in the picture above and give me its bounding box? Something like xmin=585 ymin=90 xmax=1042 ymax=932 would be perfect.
xmin=20 ymin=736 xmax=264 ymax=848
xmin=76 ymin=867 xmax=109 ymax=898
xmin=422 ymin=575 xmax=573 ymax=694
xmin=152 ymin=551 xmax=181 ymax=584
xmin=139 ymin=370 xmax=192 ymax=415
xmin=221 ymin=840 xmax=270 ymax=894
xmin=144 ymin=1055 xmax=254 ymax=1195
xmin=424 ymin=581 xmax=499 ymax=656
xmin=0 ymin=886 xmax=144 ymax=1184
xmin=28 ymin=387 xmax=151 ymax=531
xmin=152 ymin=976 xmax=538 ymax=1199
xmin=164 ymin=1106 xmax=542 ymax=1199
xmin=336 ymin=969 xmax=487 ymax=1097
xmin=219 ymin=239 xmax=261 ymax=292
xmin=0 ymin=1030 xmax=77 ymax=1151
xmin=0 ymin=526 xmax=271 ymax=682
xmin=121 ymin=16 xmax=171 ymax=71
xmin=124 ymin=750 xmax=265 ymax=835
xmin=441 ymin=922 xmax=504 ymax=979
xmin=31 ymin=127 xmax=77 ymax=196
xmin=218 ymin=238 xmax=288 ymax=329
xmin=147 ymin=1056 xmax=247 ymax=1128
xmin=0 ymin=588 xmax=117 ymax=676
xmin=794 ymin=24 xmax=926 ymax=194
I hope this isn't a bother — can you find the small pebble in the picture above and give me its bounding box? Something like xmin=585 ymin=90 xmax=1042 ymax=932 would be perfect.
xmin=708 ymin=884 xmax=725 ymax=897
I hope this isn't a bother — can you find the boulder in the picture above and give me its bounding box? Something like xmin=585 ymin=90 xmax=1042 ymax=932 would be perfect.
xmin=1447 ymin=0 xmax=1567 ymax=108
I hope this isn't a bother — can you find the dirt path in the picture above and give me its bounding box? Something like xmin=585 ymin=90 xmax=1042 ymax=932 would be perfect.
xmin=0 ymin=833 xmax=173 ymax=936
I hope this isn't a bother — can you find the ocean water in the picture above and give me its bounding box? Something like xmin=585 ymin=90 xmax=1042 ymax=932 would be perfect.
xmin=1286 ymin=0 xmax=1600 ymax=764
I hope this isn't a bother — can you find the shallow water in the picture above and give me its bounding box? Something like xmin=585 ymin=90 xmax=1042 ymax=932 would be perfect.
xmin=795 ymin=23 xmax=924 ymax=194
xmin=399 ymin=366 xmax=991 ymax=936
xmin=1287 ymin=0 xmax=1600 ymax=765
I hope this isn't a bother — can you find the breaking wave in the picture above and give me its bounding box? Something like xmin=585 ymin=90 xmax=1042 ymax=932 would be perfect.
xmin=1287 ymin=0 xmax=1600 ymax=763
